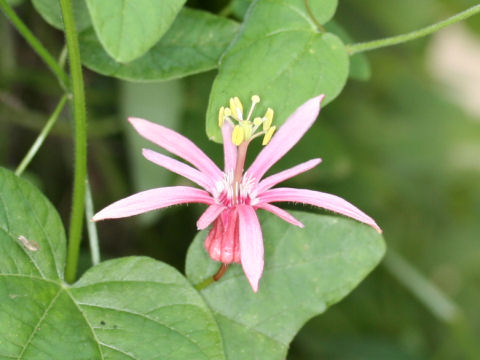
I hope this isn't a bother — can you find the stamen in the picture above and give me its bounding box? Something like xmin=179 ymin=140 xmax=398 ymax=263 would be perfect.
xmin=241 ymin=121 xmax=253 ymax=140
xmin=263 ymin=108 xmax=274 ymax=131
xmin=229 ymin=97 xmax=243 ymax=120
xmin=253 ymin=117 xmax=263 ymax=126
xmin=262 ymin=126 xmax=276 ymax=145
xmin=218 ymin=106 xmax=225 ymax=127
xmin=232 ymin=125 xmax=245 ymax=145
xmin=219 ymin=95 xmax=276 ymax=147
xmin=246 ymin=94 xmax=260 ymax=122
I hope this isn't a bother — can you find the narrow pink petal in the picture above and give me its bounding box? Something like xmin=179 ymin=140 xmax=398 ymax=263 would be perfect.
xmin=256 ymin=203 xmax=304 ymax=228
xmin=143 ymin=149 xmax=215 ymax=192
xmin=222 ymin=122 xmax=237 ymax=172
xmin=246 ymin=95 xmax=325 ymax=182
xmin=237 ymin=205 xmax=264 ymax=292
xmin=258 ymin=188 xmax=382 ymax=233
xmin=256 ymin=158 xmax=322 ymax=194
xmin=197 ymin=204 xmax=225 ymax=230
xmin=129 ymin=117 xmax=223 ymax=180
xmin=92 ymin=186 xmax=214 ymax=221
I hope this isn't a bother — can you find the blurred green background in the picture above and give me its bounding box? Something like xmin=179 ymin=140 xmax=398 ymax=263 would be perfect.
xmin=1 ymin=0 xmax=479 ymax=359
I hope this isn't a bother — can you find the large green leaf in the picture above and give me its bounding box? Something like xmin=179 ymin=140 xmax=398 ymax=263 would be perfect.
xmin=206 ymin=0 xmax=348 ymax=141
xmin=32 ymin=0 xmax=91 ymax=32
xmin=186 ymin=211 xmax=385 ymax=360
xmin=85 ymin=0 xmax=186 ymax=63
xmin=79 ymin=8 xmax=240 ymax=81
xmin=0 ymin=168 xmax=224 ymax=359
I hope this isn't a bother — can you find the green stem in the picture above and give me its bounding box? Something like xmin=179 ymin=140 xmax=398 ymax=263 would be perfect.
xmin=84 ymin=179 xmax=100 ymax=266
xmin=347 ymin=4 xmax=480 ymax=55
xmin=60 ymin=0 xmax=88 ymax=284
xmin=0 ymin=0 xmax=69 ymax=88
xmin=15 ymin=95 xmax=68 ymax=176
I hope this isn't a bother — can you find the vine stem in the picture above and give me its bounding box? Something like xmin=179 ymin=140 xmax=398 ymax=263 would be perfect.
xmin=0 ymin=0 xmax=69 ymax=88
xmin=15 ymin=95 xmax=68 ymax=176
xmin=347 ymin=4 xmax=480 ymax=55
xmin=60 ymin=0 xmax=88 ymax=283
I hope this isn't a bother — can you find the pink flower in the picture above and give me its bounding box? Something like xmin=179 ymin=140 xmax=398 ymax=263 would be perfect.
xmin=93 ymin=95 xmax=381 ymax=292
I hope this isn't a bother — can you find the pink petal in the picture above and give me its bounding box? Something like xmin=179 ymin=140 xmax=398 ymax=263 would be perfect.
xmin=92 ymin=186 xmax=214 ymax=221
xmin=143 ymin=149 xmax=215 ymax=192
xmin=246 ymin=95 xmax=325 ymax=182
xmin=129 ymin=117 xmax=223 ymax=180
xmin=258 ymin=188 xmax=382 ymax=233
xmin=256 ymin=203 xmax=304 ymax=228
xmin=256 ymin=158 xmax=322 ymax=194
xmin=221 ymin=122 xmax=237 ymax=172
xmin=197 ymin=204 xmax=225 ymax=230
xmin=237 ymin=205 xmax=264 ymax=292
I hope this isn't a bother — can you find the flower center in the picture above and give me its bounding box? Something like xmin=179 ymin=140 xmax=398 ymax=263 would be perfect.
xmin=214 ymin=171 xmax=258 ymax=207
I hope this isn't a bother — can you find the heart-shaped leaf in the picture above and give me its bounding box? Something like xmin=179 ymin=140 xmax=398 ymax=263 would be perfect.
xmin=0 ymin=168 xmax=224 ymax=359
xmin=186 ymin=211 xmax=385 ymax=360
xmin=79 ymin=8 xmax=240 ymax=81
xmin=205 ymin=0 xmax=348 ymax=141
xmin=85 ymin=0 xmax=186 ymax=63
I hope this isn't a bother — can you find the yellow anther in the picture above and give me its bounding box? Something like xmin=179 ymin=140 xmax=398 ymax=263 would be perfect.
xmin=224 ymin=107 xmax=232 ymax=117
xmin=229 ymin=96 xmax=243 ymax=120
xmin=241 ymin=121 xmax=253 ymax=139
xmin=218 ymin=106 xmax=225 ymax=127
xmin=262 ymin=126 xmax=276 ymax=145
xmin=253 ymin=117 xmax=263 ymax=126
xmin=232 ymin=125 xmax=245 ymax=145
xmin=234 ymin=97 xmax=243 ymax=111
xmin=263 ymin=108 xmax=274 ymax=131
xmin=251 ymin=95 xmax=260 ymax=104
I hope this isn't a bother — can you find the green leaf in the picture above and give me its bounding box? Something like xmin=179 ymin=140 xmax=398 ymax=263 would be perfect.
xmin=206 ymin=0 xmax=348 ymax=142
xmin=186 ymin=211 xmax=385 ymax=360
xmin=0 ymin=169 xmax=66 ymax=280
xmin=79 ymin=8 xmax=240 ymax=81
xmin=0 ymin=168 xmax=225 ymax=360
xmin=32 ymin=0 xmax=91 ymax=32
xmin=85 ymin=0 xmax=186 ymax=63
